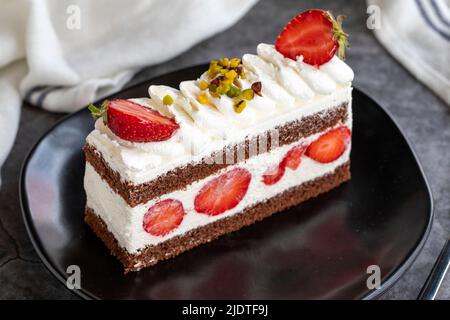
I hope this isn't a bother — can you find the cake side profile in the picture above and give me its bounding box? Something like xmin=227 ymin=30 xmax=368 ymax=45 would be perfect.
xmin=83 ymin=9 xmax=354 ymax=272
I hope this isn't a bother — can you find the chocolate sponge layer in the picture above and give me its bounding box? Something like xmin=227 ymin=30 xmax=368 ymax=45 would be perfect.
xmin=85 ymin=161 xmax=350 ymax=273
xmin=84 ymin=102 xmax=349 ymax=207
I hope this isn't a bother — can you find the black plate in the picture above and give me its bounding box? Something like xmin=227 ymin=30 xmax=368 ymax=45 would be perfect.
xmin=20 ymin=65 xmax=433 ymax=300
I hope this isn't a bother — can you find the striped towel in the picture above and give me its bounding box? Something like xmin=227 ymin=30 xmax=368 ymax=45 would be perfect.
xmin=367 ymin=0 xmax=450 ymax=105
xmin=0 ymin=0 xmax=258 ymax=187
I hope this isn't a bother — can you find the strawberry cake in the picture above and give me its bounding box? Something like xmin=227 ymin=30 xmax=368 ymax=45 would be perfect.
xmin=83 ymin=10 xmax=354 ymax=272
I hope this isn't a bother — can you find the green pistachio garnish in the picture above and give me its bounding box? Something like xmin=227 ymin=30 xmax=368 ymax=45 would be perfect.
xmin=216 ymin=83 xmax=231 ymax=95
xmin=201 ymin=57 xmax=259 ymax=112
xmin=234 ymin=100 xmax=246 ymax=113
xmin=197 ymin=93 xmax=209 ymax=105
xmin=242 ymin=89 xmax=254 ymax=101
xmin=226 ymin=85 xmax=241 ymax=98
xmin=230 ymin=58 xmax=241 ymax=68
xmin=208 ymin=83 xmax=218 ymax=93
xmin=198 ymin=80 xmax=209 ymax=90
xmin=219 ymin=58 xmax=229 ymax=67
xmin=225 ymin=70 xmax=237 ymax=80
xmin=163 ymin=95 xmax=174 ymax=105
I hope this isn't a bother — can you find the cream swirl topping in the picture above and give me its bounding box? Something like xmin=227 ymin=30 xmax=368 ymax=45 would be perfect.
xmin=89 ymin=43 xmax=353 ymax=177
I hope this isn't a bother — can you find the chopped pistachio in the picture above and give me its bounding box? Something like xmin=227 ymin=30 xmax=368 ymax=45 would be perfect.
xmin=221 ymin=78 xmax=232 ymax=86
xmin=198 ymin=80 xmax=209 ymax=90
xmin=204 ymin=59 xmax=256 ymax=106
xmin=208 ymin=64 xmax=222 ymax=77
xmin=208 ymin=83 xmax=217 ymax=93
xmin=216 ymin=83 xmax=231 ymax=95
xmin=234 ymin=100 xmax=246 ymax=113
xmin=242 ymin=89 xmax=254 ymax=101
xmin=230 ymin=58 xmax=241 ymax=68
xmin=225 ymin=70 xmax=238 ymax=80
xmin=163 ymin=94 xmax=174 ymax=105
xmin=219 ymin=58 xmax=229 ymax=67
xmin=197 ymin=93 xmax=209 ymax=105
xmin=226 ymin=85 xmax=241 ymax=98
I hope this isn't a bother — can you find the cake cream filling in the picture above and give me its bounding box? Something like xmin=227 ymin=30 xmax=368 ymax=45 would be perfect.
xmin=85 ymin=116 xmax=352 ymax=254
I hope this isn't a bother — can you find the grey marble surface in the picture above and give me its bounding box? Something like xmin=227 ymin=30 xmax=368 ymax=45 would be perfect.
xmin=0 ymin=0 xmax=448 ymax=299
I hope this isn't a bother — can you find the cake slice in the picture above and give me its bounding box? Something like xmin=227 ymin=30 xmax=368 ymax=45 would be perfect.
xmin=83 ymin=9 xmax=354 ymax=272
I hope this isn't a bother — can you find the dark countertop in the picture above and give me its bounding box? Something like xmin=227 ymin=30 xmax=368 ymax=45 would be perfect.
xmin=0 ymin=0 xmax=448 ymax=299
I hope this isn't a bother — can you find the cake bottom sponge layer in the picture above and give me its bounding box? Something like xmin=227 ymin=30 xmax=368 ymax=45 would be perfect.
xmin=85 ymin=161 xmax=350 ymax=273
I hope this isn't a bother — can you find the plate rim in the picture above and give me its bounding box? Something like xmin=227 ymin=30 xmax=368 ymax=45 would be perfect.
xmin=19 ymin=65 xmax=434 ymax=300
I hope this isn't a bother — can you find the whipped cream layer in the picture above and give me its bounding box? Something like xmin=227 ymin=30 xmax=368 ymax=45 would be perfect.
xmin=85 ymin=43 xmax=353 ymax=185
xmin=85 ymin=114 xmax=352 ymax=254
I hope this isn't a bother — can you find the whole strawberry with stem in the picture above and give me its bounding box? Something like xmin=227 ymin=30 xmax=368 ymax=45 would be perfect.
xmin=88 ymin=99 xmax=179 ymax=142
xmin=275 ymin=9 xmax=349 ymax=66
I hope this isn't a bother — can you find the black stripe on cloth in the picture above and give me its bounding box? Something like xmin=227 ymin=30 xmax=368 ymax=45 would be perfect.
xmin=416 ymin=0 xmax=450 ymax=41
xmin=24 ymin=86 xmax=62 ymax=108
xmin=35 ymin=86 xmax=62 ymax=108
xmin=430 ymin=0 xmax=450 ymax=27
xmin=23 ymin=85 xmax=48 ymax=105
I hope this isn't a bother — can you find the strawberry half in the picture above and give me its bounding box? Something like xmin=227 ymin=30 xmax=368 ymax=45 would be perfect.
xmin=194 ymin=168 xmax=251 ymax=216
xmin=306 ymin=126 xmax=351 ymax=163
xmin=143 ymin=199 xmax=186 ymax=237
xmin=262 ymin=164 xmax=286 ymax=186
xmin=275 ymin=9 xmax=349 ymax=66
xmin=281 ymin=145 xmax=307 ymax=170
xmin=88 ymin=99 xmax=179 ymax=142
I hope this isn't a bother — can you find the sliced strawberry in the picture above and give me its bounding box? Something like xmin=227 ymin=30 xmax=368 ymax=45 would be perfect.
xmin=194 ymin=168 xmax=251 ymax=216
xmin=262 ymin=164 xmax=285 ymax=186
xmin=143 ymin=199 xmax=185 ymax=236
xmin=281 ymin=145 xmax=307 ymax=170
xmin=306 ymin=126 xmax=351 ymax=163
xmin=88 ymin=99 xmax=179 ymax=142
xmin=275 ymin=9 xmax=349 ymax=66
xmin=262 ymin=144 xmax=306 ymax=185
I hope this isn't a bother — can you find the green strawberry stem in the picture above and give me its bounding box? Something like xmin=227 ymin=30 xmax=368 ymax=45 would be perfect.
xmin=88 ymin=100 xmax=109 ymax=124
xmin=326 ymin=11 xmax=349 ymax=60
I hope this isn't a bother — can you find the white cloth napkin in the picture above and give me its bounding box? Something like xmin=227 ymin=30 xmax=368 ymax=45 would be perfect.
xmin=367 ymin=0 xmax=450 ymax=105
xmin=0 ymin=0 xmax=258 ymax=186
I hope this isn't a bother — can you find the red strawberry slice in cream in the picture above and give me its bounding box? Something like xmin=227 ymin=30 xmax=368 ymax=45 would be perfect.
xmin=262 ymin=164 xmax=286 ymax=186
xmin=143 ymin=199 xmax=185 ymax=236
xmin=281 ymin=145 xmax=307 ymax=170
xmin=194 ymin=168 xmax=251 ymax=216
xmin=306 ymin=126 xmax=351 ymax=163
xmin=262 ymin=144 xmax=306 ymax=185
